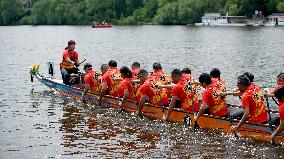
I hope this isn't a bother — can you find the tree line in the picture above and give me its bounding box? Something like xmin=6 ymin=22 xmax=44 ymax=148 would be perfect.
xmin=1 ymin=0 xmax=284 ymax=25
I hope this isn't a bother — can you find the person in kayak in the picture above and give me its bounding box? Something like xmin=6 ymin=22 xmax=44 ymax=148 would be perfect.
xmin=193 ymin=73 xmax=228 ymax=124
xmin=60 ymin=40 xmax=80 ymax=85
xmin=271 ymin=86 xmax=284 ymax=143
xmin=231 ymin=75 xmax=268 ymax=134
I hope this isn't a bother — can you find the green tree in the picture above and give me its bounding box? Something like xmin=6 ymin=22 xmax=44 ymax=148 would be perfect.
xmin=1 ymin=0 xmax=24 ymax=25
xmin=31 ymin=0 xmax=53 ymax=24
xmin=277 ymin=2 xmax=284 ymax=12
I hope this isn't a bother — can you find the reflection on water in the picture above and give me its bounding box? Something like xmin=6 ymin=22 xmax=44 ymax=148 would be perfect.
xmin=0 ymin=26 xmax=284 ymax=158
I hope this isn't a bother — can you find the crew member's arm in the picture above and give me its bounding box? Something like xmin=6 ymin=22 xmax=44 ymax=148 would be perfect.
xmin=131 ymin=79 xmax=140 ymax=84
xmin=221 ymin=91 xmax=242 ymax=97
xmin=231 ymin=107 xmax=249 ymax=133
xmin=137 ymin=95 xmax=148 ymax=115
xmin=193 ymin=102 xmax=207 ymax=124
xmin=120 ymin=89 xmax=130 ymax=108
xmin=99 ymin=82 xmax=107 ymax=104
xmin=271 ymin=120 xmax=284 ymax=141
xmin=159 ymin=84 xmax=175 ymax=90
xmin=163 ymin=96 xmax=178 ymax=121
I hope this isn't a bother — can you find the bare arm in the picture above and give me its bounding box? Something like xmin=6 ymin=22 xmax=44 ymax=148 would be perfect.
xmin=232 ymin=107 xmax=249 ymax=133
xmin=137 ymin=95 xmax=148 ymax=115
xmin=99 ymin=82 xmax=107 ymax=103
xmin=164 ymin=96 xmax=178 ymax=121
xmin=193 ymin=102 xmax=207 ymax=123
xmin=121 ymin=89 xmax=130 ymax=107
xmin=160 ymin=84 xmax=175 ymax=90
xmin=271 ymin=120 xmax=284 ymax=140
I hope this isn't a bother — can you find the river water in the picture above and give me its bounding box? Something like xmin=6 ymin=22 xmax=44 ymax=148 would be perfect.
xmin=0 ymin=25 xmax=283 ymax=158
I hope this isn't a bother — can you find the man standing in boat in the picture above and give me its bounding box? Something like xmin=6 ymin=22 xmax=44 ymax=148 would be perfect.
xmin=231 ymin=75 xmax=268 ymax=133
xmin=193 ymin=73 xmax=228 ymax=124
xmin=60 ymin=40 xmax=80 ymax=85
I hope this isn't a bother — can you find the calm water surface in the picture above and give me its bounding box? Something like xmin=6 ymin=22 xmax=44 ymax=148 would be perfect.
xmin=0 ymin=25 xmax=284 ymax=158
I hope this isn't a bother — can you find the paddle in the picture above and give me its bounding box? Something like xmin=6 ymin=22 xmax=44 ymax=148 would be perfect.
xmin=266 ymin=96 xmax=273 ymax=131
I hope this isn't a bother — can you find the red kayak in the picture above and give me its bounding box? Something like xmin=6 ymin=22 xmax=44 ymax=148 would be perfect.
xmin=92 ymin=24 xmax=112 ymax=28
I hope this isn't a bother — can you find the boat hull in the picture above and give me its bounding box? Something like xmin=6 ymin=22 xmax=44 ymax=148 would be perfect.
xmin=34 ymin=72 xmax=284 ymax=144
xmin=92 ymin=24 xmax=112 ymax=28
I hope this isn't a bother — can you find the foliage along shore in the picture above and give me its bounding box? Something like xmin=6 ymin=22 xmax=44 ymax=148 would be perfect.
xmin=1 ymin=0 xmax=284 ymax=26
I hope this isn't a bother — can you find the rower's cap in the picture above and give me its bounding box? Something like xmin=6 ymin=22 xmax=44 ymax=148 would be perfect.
xmin=68 ymin=40 xmax=76 ymax=46
xmin=84 ymin=63 xmax=92 ymax=70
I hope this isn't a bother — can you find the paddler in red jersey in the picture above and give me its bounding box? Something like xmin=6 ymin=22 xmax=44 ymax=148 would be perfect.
xmin=181 ymin=68 xmax=193 ymax=82
xmin=271 ymin=86 xmax=284 ymax=144
xmin=100 ymin=64 xmax=109 ymax=76
xmin=131 ymin=62 xmax=141 ymax=80
xmin=265 ymin=73 xmax=284 ymax=106
xmin=137 ymin=69 xmax=169 ymax=115
xmin=193 ymin=73 xmax=228 ymax=124
xmin=60 ymin=40 xmax=80 ymax=85
xmin=210 ymin=68 xmax=227 ymax=92
xmin=150 ymin=62 xmax=172 ymax=100
xmin=231 ymin=75 xmax=268 ymax=134
xmin=100 ymin=60 xmax=123 ymax=99
xmin=119 ymin=66 xmax=135 ymax=109
xmin=163 ymin=69 xmax=200 ymax=121
xmin=82 ymin=63 xmax=100 ymax=94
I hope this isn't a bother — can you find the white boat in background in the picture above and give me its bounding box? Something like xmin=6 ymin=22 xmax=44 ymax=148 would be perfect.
xmin=195 ymin=13 xmax=248 ymax=26
xmin=266 ymin=13 xmax=284 ymax=26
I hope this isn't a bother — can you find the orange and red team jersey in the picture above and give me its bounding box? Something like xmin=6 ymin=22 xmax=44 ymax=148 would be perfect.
xmin=61 ymin=50 xmax=78 ymax=70
xmin=131 ymin=69 xmax=140 ymax=80
xmin=241 ymin=83 xmax=268 ymax=124
xmin=139 ymin=78 xmax=168 ymax=106
xmin=172 ymin=81 xmax=200 ymax=112
xmin=202 ymin=79 xmax=228 ymax=117
xmin=84 ymin=70 xmax=100 ymax=94
xmin=149 ymin=70 xmax=172 ymax=99
xmin=122 ymin=78 xmax=135 ymax=100
xmin=279 ymin=102 xmax=284 ymax=120
xmin=101 ymin=67 xmax=123 ymax=97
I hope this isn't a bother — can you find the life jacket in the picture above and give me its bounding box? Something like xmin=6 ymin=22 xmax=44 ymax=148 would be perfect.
xmin=60 ymin=50 xmax=78 ymax=70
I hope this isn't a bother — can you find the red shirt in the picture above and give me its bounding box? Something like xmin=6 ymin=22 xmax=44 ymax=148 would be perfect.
xmin=63 ymin=50 xmax=78 ymax=62
xmin=101 ymin=67 xmax=124 ymax=97
xmin=84 ymin=70 xmax=100 ymax=94
xmin=279 ymin=102 xmax=284 ymax=120
xmin=122 ymin=78 xmax=135 ymax=100
xmin=202 ymin=82 xmax=228 ymax=116
xmin=139 ymin=78 xmax=168 ymax=106
xmin=241 ymin=84 xmax=268 ymax=124
xmin=172 ymin=81 xmax=200 ymax=112
xmin=131 ymin=69 xmax=140 ymax=80
xmin=61 ymin=50 xmax=78 ymax=70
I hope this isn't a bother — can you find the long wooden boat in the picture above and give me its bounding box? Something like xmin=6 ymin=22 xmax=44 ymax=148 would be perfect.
xmin=30 ymin=65 xmax=284 ymax=144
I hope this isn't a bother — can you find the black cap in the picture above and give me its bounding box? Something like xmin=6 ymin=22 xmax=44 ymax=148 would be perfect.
xmin=84 ymin=63 xmax=92 ymax=70
xmin=68 ymin=40 xmax=76 ymax=46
